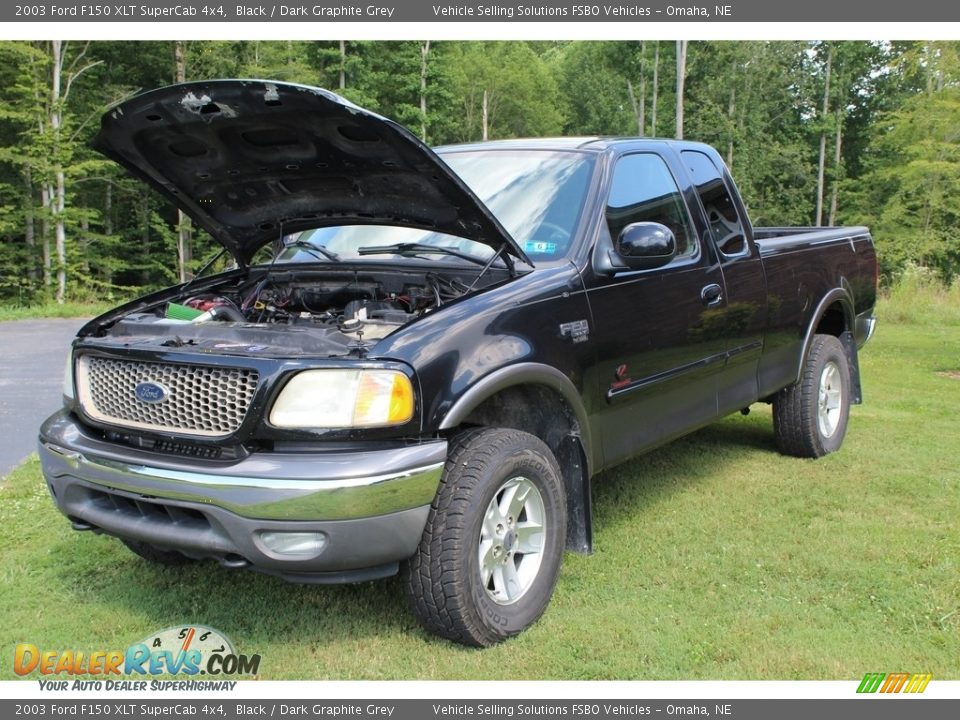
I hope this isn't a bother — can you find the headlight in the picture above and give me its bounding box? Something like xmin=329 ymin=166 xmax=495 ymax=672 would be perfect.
xmin=63 ymin=351 xmax=75 ymax=401
xmin=269 ymin=369 xmax=414 ymax=429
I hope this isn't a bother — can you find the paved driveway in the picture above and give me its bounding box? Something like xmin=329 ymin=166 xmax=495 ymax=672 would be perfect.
xmin=0 ymin=318 xmax=88 ymax=478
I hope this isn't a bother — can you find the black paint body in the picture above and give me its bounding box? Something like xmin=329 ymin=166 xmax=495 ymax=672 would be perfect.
xmin=49 ymin=135 xmax=878 ymax=565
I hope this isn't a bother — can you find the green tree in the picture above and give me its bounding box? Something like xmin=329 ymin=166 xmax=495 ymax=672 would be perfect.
xmin=554 ymin=41 xmax=635 ymax=136
xmin=850 ymin=89 xmax=960 ymax=280
xmin=448 ymin=42 xmax=564 ymax=141
xmin=2 ymin=39 xmax=959 ymax=303
xmin=684 ymin=42 xmax=816 ymax=224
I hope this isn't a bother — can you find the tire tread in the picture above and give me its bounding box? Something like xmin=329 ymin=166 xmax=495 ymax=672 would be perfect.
xmin=773 ymin=334 xmax=849 ymax=458
xmin=405 ymin=427 xmax=563 ymax=647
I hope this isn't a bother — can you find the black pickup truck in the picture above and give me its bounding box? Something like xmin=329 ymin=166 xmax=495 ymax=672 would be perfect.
xmin=39 ymin=80 xmax=878 ymax=647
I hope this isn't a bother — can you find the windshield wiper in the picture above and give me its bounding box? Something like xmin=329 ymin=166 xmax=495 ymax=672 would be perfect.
xmin=283 ymin=239 xmax=340 ymax=262
xmin=356 ymin=242 xmax=500 ymax=268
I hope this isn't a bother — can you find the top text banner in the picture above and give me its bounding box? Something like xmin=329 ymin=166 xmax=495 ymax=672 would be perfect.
xmin=7 ymin=0 xmax=960 ymax=23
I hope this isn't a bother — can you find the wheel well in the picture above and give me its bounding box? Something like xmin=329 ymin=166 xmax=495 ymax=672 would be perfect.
xmin=815 ymin=301 xmax=848 ymax=337
xmin=456 ymin=385 xmax=592 ymax=554
xmin=811 ymin=298 xmax=863 ymax=404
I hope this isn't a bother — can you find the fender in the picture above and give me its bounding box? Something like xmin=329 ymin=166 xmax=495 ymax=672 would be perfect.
xmin=438 ymin=362 xmax=593 ymax=471
xmin=796 ymin=288 xmax=863 ymax=404
xmin=438 ymin=362 xmax=595 ymax=554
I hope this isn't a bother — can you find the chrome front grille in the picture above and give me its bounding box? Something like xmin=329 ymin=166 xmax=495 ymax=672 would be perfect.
xmin=76 ymin=356 xmax=258 ymax=437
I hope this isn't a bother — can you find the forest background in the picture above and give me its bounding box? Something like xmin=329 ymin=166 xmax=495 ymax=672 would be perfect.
xmin=0 ymin=40 xmax=957 ymax=307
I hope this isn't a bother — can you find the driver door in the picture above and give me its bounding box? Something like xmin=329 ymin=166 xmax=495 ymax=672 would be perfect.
xmin=585 ymin=151 xmax=727 ymax=469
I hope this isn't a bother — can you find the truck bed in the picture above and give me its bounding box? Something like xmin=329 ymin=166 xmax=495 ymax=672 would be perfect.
xmin=753 ymin=226 xmax=872 ymax=252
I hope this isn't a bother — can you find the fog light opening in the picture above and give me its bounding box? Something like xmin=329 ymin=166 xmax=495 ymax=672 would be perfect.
xmin=258 ymin=531 xmax=328 ymax=557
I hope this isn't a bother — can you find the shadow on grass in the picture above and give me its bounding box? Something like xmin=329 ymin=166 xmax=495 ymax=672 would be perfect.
xmin=589 ymin=410 xmax=777 ymax=530
xmin=49 ymin=537 xmax=423 ymax=649
xmin=44 ymin=412 xmax=778 ymax=651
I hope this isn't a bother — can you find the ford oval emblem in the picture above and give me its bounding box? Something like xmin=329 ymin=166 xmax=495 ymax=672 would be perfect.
xmin=134 ymin=382 xmax=168 ymax=404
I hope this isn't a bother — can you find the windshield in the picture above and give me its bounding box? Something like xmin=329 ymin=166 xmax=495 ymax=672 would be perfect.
xmin=275 ymin=149 xmax=594 ymax=266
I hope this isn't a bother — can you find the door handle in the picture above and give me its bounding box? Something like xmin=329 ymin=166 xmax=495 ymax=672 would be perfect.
xmin=701 ymin=283 xmax=723 ymax=306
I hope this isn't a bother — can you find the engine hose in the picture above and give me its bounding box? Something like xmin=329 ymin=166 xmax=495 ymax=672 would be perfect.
xmin=192 ymin=305 xmax=246 ymax=323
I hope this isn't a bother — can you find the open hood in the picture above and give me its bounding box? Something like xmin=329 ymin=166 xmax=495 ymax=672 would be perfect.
xmin=92 ymin=80 xmax=531 ymax=267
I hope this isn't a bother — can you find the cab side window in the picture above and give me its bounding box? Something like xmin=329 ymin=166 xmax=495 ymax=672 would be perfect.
xmin=606 ymin=153 xmax=697 ymax=260
xmin=681 ymin=150 xmax=747 ymax=256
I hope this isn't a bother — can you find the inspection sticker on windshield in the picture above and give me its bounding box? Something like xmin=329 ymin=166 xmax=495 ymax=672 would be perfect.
xmin=524 ymin=241 xmax=558 ymax=255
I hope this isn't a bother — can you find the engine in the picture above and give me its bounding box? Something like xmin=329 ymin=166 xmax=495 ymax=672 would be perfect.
xmin=99 ymin=269 xmax=470 ymax=357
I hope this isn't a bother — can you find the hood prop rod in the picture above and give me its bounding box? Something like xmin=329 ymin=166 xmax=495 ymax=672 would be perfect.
xmin=468 ymin=243 xmax=511 ymax=292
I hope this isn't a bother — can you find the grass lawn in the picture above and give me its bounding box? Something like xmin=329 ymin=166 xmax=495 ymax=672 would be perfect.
xmin=0 ymin=301 xmax=117 ymax=322
xmin=1 ymin=300 xmax=958 ymax=680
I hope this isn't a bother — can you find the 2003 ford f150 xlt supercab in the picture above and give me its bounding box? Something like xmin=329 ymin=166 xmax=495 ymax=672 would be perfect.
xmin=40 ymin=80 xmax=878 ymax=646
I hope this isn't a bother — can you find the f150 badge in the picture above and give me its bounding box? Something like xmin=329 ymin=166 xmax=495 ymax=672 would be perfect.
xmin=559 ymin=319 xmax=590 ymax=344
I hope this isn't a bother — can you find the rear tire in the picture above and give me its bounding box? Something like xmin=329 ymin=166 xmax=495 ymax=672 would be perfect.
xmin=122 ymin=539 xmax=196 ymax=566
xmin=405 ymin=428 xmax=566 ymax=647
xmin=773 ymin=334 xmax=851 ymax=458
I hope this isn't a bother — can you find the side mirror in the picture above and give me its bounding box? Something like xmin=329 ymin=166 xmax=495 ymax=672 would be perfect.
xmin=615 ymin=222 xmax=677 ymax=270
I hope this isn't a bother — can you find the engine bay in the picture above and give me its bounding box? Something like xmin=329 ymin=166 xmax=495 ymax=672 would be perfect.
xmin=95 ymin=266 xmax=489 ymax=357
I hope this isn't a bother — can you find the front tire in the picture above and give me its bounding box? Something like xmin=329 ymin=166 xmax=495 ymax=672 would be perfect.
xmin=405 ymin=428 xmax=567 ymax=647
xmin=773 ymin=333 xmax=851 ymax=458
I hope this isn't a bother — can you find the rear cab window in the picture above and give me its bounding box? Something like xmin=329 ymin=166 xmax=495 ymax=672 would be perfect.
xmin=681 ymin=150 xmax=748 ymax=257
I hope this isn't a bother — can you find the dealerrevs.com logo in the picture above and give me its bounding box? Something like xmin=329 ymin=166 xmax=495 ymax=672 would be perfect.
xmin=14 ymin=625 xmax=260 ymax=690
xmin=857 ymin=672 xmax=933 ymax=694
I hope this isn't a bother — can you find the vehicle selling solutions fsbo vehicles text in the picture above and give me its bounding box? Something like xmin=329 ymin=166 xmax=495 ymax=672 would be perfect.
xmin=430 ymin=5 xmax=731 ymax=18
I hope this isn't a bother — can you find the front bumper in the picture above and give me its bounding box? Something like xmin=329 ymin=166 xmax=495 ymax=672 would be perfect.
xmin=39 ymin=410 xmax=446 ymax=583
